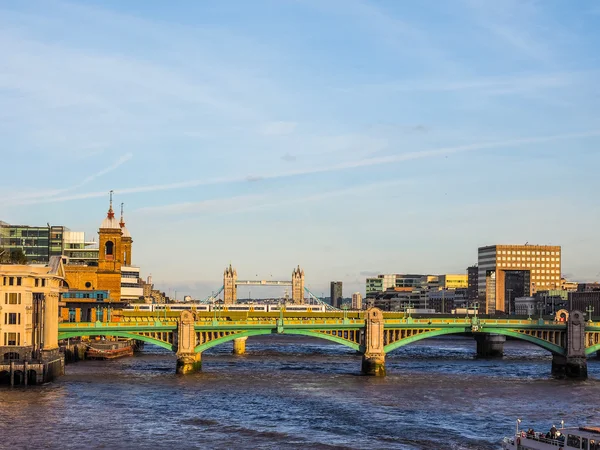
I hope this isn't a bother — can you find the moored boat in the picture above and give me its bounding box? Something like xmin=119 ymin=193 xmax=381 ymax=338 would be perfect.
xmin=502 ymin=420 xmax=600 ymax=449
xmin=86 ymin=340 xmax=134 ymax=360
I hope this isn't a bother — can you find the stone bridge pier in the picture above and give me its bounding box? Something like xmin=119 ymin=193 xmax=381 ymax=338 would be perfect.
xmin=475 ymin=334 xmax=506 ymax=358
xmin=552 ymin=310 xmax=587 ymax=379
xmin=362 ymin=308 xmax=386 ymax=376
xmin=175 ymin=311 xmax=201 ymax=374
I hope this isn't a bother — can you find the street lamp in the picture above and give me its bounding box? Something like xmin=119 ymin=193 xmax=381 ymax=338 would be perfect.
xmin=586 ymin=306 xmax=594 ymax=323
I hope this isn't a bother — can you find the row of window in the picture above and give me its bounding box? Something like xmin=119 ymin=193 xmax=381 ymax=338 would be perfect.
xmin=3 ymin=332 xmax=20 ymax=346
xmin=4 ymin=312 xmax=21 ymax=325
xmin=499 ymin=256 xmax=559 ymax=262
xmin=2 ymin=277 xmax=46 ymax=287
xmin=498 ymin=263 xmax=559 ymax=270
xmin=499 ymin=250 xmax=559 ymax=256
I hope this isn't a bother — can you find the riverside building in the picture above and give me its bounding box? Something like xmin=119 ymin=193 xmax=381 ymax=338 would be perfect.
xmin=478 ymin=244 xmax=562 ymax=315
xmin=0 ymin=256 xmax=65 ymax=385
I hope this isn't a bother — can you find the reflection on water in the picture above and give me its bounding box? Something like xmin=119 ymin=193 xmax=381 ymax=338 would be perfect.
xmin=1 ymin=336 xmax=599 ymax=450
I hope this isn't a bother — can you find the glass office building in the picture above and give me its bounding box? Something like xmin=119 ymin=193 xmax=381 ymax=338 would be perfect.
xmin=0 ymin=221 xmax=68 ymax=263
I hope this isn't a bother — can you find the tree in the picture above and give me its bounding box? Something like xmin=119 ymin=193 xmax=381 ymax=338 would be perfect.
xmin=0 ymin=247 xmax=8 ymax=263
xmin=9 ymin=248 xmax=28 ymax=265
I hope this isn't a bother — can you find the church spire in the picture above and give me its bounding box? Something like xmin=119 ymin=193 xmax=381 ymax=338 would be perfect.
xmin=107 ymin=190 xmax=115 ymax=219
xmin=119 ymin=202 xmax=125 ymax=228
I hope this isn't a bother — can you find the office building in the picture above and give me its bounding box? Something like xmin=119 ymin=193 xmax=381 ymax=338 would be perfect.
xmin=0 ymin=221 xmax=68 ymax=263
xmin=330 ymin=282 xmax=343 ymax=308
xmin=351 ymin=292 xmax=362 ymax=310
xmin=478 ymin=244 xmax=561 ymax=314
xmin=467 ymin=266 xmax=478 ymax=300
xmin=428 ymin=288 xmax=468 ymax=313
xmin=372 ymin=274 xmax=430 ymax=311
xmin=62 ymin=231 xmax=99 ymax=265
xmin=365 ymin=274 xmax=396 ymax=298
xmin=437 ymin=274 xmax=468 ymax=289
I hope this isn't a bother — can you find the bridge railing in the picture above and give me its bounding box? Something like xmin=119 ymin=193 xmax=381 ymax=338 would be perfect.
xmin=59 ymin=321 xmax=179 ymax=329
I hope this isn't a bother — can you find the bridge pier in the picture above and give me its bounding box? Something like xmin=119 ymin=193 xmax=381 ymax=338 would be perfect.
xmin=552 ymin=310 xmax=587 ymax=379
xmin=362 ymin=308 xmax=386 ymax=376
xmin=551 ymin=354 xmax=587 ymax=379
xmin=176 ymin=352 xmax=202 ymax=375
xmin=232 ymin=337 xmax=248 ymax=355
xmin=176 ymin=311 xmax=201 ymax=375
xmin=475 ymin=334 xmax=505 ymax=358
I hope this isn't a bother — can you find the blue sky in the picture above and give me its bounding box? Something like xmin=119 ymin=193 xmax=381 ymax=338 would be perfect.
xmin=1 ymin=0 xmax=600 ymax=299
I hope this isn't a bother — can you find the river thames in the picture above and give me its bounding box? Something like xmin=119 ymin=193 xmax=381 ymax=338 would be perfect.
xmin=1 ymin=336 xmax=599 ymax=450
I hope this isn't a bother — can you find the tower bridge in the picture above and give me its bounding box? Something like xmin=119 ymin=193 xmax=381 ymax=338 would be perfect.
xmin=222 ymin=264 xmax=305 ymax=304
xmin=57 ymin=308 xmax=600 ymax=379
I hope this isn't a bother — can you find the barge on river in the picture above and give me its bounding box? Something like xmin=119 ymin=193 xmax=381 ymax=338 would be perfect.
xmin=86 ymin=340 xmax=134 ymax=360
xmin=502 ymin=423 xmax=600 ymax=450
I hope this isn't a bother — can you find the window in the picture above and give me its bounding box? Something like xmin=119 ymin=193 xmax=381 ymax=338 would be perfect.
xmin=35 ymin=278 xmax=39 ymax=287
xmin=41 ymin=279 xmax=46 ymax=287
xmin=5 ymin=313 xmax=18 ymax=325
xmin=16 ymin=277 xmax=21 ymax=286
xmin=2 ymin=277 xmax=5 ymax=286
xmin=105 ymin=240 xmax=114 ymax=256
xmin=5 ymin=293 xmax=21 ymax=305
xmin=4 ymin=332 xmax=19 ymax=346
xmin=9 ymin=277 xmax=14 ymax=286
xmin=567 ymin=434 xmax=581 ymax=448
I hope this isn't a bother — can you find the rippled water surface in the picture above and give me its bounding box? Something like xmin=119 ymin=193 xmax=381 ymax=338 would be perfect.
xmin=1 ymin=336 xmax=600 ymax=449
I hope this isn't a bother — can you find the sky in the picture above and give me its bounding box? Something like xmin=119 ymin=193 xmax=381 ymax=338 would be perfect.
xmin=1 ymin=0 xmax=600 ymax=299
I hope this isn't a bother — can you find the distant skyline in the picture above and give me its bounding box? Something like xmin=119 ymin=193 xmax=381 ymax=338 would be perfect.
xmin=1 ymin=0 xmax=600 ymax=298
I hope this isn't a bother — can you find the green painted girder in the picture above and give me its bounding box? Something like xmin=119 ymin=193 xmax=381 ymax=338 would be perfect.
xmin=58 ymin=331 xmax=174 ymax=351
xmin=383 ymin=326 xmax=567 ymax=355
xmin=194 ymin=328 xmax=361 ymax=353
xmin=585 ymin=344 xmax=600 ymax=356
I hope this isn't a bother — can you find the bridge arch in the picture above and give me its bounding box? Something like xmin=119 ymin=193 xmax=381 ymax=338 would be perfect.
xmin=58 ymin=331 xmax=174 ymax=352
xmin=384 ymin=328 xmax=566 ymax=356
xmin=195 ymin=329 xmax=361 ymax=353
xmin=585 ymin=343 xmax=600 ymax=356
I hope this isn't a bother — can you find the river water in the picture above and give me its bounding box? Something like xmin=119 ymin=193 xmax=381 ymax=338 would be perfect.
xmin=1 ymin=336 xmax=600 ymax=450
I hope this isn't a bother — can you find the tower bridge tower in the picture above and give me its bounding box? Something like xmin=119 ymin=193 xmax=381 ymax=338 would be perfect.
xmin=223 ymin=264 xmax=237 ymax=304
xmin=291 ymin=265 xmax=304 ymax=304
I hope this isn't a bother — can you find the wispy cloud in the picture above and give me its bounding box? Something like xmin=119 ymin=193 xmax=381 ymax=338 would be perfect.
xmin=135 ymin=195 xmax=263 ymax=215
xmin=3 ymin=129 xmax=599 ymax=207
xmin=463 ymin=0 xmax=554 ymax=65
xmin=3 ymin=152 xmax=133 ymax=203
xmin=351 ymin=71 xmax=586 ymax=96
xmin=136 ymin=179 xmax=410 ymax=217
xmin=259 ymin=121 xmax=297 ymax=136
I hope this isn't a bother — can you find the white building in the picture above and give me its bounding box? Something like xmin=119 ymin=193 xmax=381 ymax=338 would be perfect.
xmin=121 ymin=266 xmax=144 ymax=302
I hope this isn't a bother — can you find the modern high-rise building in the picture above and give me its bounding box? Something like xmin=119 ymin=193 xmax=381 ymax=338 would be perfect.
xmin=351 ymin=292 xmax=362 ymax=310
xmin=467 ymin=265 xmax=478 ymax=300
xmin=330 ymin=281 xmax=343 ymax=308
xmin=478 ymin=244 xmax=561 ymax=314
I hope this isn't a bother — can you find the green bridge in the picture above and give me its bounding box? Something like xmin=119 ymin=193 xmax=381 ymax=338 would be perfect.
xmin=58 ymin=308 xmax=600 ymax=378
